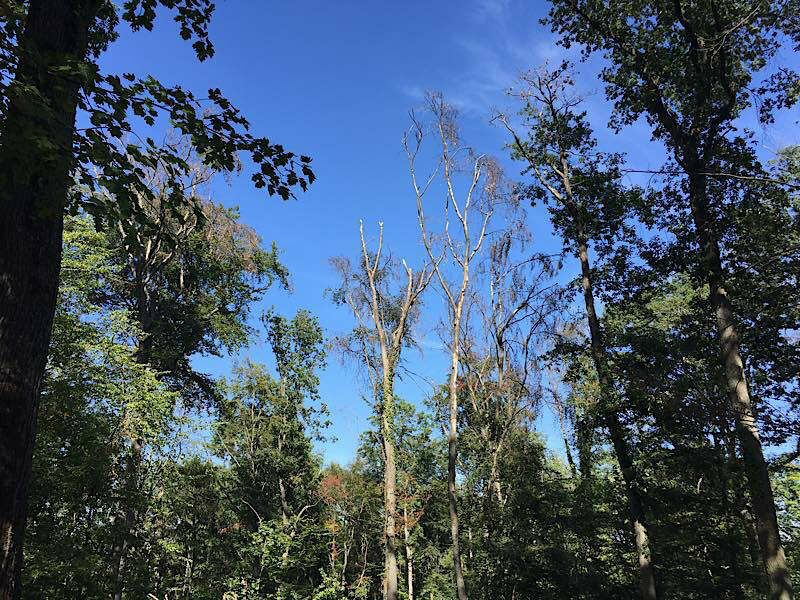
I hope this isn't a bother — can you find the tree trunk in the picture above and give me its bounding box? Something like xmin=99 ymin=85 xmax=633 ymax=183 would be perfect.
xmin=715 ymin=433 xmax=746 ymax=600
xmin=576 ymin=237 xmax=659 ymax=600
xmin=0 ymin=2 xmax=97 ymax=597
xmin=576 ymin=414 xmax=595 ymax=484
xmin=742 ymin=506 xmax=769 ymax=592
xmin=448 ymin=316 xmax=468 ymax=600
xmin=490 ymin=456 xmax=504 ymax=504
xmin=382 ymin=375 xmax=399 ymax=600
xmin=278 ymin=434 xmax=291 ymax=528
xmin=687 ymin=171 xmax=793 ymax=600
xmin=110 ymin=532 xmax=130 ymax=600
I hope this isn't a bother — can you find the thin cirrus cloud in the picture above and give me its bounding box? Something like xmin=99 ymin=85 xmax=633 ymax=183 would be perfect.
xmin=398 ymin=0 xmax=574 ymax=117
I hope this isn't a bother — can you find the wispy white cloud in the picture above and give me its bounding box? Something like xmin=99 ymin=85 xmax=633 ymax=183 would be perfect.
xmin=471 ymin=0 xmax=512 ymax=23
xmin=398 ymin=0 xmax=575 ymax=118
xmin=398 ymin=84 xmax=426 ymax=103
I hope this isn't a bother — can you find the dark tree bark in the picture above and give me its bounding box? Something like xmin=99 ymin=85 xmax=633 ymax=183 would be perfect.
xmin=0 ymin=2 xmax=97 ymax=597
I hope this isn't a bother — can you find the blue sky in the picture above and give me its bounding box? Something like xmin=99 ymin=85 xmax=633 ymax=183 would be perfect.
xmin=99 ymin=0 xmax=799 ymax=465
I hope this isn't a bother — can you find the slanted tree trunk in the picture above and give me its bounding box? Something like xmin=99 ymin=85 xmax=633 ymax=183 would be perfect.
xmin=0 ymin=2 xmax=98 ymax=597
xmin=576 ymin=234 xmax=658 ymax=600
xmin=687 ymin=170 xmax=793 ymax=600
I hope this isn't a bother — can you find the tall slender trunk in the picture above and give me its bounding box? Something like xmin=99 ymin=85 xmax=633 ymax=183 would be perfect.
xmin=448 ymin=305 xmax=468 ymax=600
xmin=576 ymin=236 xmax=659 ymax=600
xmin=357 ymin=222 xmax=430 ymax=600
xmin=403 ymin=505 xmax=414 ymax=600
xmin=111 ymin=534 xmax=129 ymax=600
xmin=687 ymin=171 xmax=793 ymax=600
xmin=181 ymin=547 xmax=193 ymax=600
xmin=0 ymin=2 xmax=97 ymax=597
xmin=490 ymin=343 xmax=507 ymax=502
xmin=382 ymin=373 xmax=399 ymax=600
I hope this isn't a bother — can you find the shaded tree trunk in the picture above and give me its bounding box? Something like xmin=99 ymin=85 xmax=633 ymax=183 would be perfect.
xmin=712 ymin=425 xmax=747 ymax=600
xmin=278 ymin=433 xmax=291 ymax=527
xmin=687 ymin=171 xmax=793 ymax=600
xmin=552 ymin=386 xmax=578 ymax=478
xmin=0 ymin=1 xmax=97 ymax=597
xmin=576 ymin=414 xmax=595 ymax=485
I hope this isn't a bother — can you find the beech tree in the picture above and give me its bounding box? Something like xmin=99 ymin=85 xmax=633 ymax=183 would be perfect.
xmin=331 ymin=221 xmax=435 ymax=600
xmin=408 ymin=94 xmax=499 ymax=600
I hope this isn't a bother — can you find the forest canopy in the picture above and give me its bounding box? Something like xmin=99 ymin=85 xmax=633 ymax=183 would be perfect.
xmin=0 ymin=1 xmax=799 ymax=600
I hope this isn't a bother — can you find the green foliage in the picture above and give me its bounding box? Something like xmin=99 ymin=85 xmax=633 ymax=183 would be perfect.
xmin=24 ymin=216 xmax=177 ymax=598
xmin=0 ymin=0 xmax=314 ymax=244
xmin=18 ymin=4 xmax=800 ymax=599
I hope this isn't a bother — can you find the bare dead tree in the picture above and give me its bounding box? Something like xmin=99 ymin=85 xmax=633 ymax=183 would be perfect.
xmin=330 ymin=222 xmax=435 ymax=600
xmin=405 ymin=92 xmax=498 ymax=600
xmin=460 ymin=225 xmax=563 ymax=505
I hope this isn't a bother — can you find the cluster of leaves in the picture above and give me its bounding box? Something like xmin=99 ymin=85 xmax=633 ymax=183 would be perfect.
xmin=0 ymin=0 xmax=314 ymax=243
